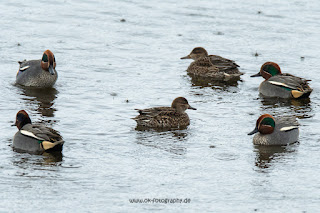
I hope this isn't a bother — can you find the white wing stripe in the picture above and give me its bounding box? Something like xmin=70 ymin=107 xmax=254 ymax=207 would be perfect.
xmin=280 ymin=126 xmax=299 ymax=132
xmin=20 ymin=130 xmax=44 ymax=140
xmin=268 ymin=81 xmax=296 ymax=90
xmin=19 ymin=66 xmax=30 ymax=71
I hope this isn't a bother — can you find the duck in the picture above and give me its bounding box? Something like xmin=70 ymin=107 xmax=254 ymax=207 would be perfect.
xmin=251 ymin=62 xmax=312 ymax=99
xmin=248 ymin=114 xmax=299 ymax=146
xmin=12 ymin=110 xmax=64 ymax=154
xmin=16 ymin=50 xmax=58 ymax=87
xmin=133 ymin=97 xmax=196 ymax=129
xmin=180 ymin=47 xmax=242 ymax=82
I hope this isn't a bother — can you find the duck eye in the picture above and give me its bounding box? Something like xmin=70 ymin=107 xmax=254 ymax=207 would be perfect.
xmin=42 ymin=54 xmax=48 ymax=62
xmin=263 ymin=65 xmax=271 ymax=71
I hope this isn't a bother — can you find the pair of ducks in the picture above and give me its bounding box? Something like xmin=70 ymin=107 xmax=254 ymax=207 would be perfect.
xmin=13 ymin=50 xmax=61 ymax=154
xmin=13 ymin=48 xmax=311 ymax=154
xmin=134 ymin=98 xmax=299 ymax=146
xmin=181 ymin=47 xmax=312 ymax=99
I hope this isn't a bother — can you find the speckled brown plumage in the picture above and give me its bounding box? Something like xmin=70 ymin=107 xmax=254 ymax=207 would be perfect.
xmin=133 ymin=97 xmax=196 ymax=129
xmin=181 ymin=47 xmax=242 ymax=82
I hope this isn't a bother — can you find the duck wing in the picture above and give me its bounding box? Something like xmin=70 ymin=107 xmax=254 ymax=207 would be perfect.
xmin=134 ymin=107 xmax=174 ymax=119
xmin=209 ymin=55 xmax=240 ymax=74
xmin=18 ymin=60 xmax=40 ymax=73
xmin=133 ymin=107 xmax=184 ymax=122
xmin=268 ymin=74 xmax=312 ymax=91
xmin=276 ymin=116 xmax=299 ymax=132
xmin=21 ymin=124 xmax=63 ymax=142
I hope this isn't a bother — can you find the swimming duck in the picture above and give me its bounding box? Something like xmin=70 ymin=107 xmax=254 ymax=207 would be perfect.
xmin=13 ymin=110 xmax=64 ymax=154
xmin=251 ymin=62 xmax=312 ymax=99
xmin=181 ymin=47 xmax=242 ymax=82
xmin=16 ymin=50 xmax=58 ymax=87
xmin=133 ymin=97 xmax=196 ymax=129
xmin=248 ymin=114 xmax=299 ymax=146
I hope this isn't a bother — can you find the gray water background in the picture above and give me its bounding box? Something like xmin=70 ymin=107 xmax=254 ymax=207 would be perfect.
xmin=1 ymin=0 xmax=320 ymax=212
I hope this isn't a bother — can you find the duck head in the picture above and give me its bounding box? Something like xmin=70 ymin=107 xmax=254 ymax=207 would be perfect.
xmin=14 ymin=110 xmax=32 ymax=130
xmin=251 ymin=62 xmax=281 ymax=80
xmin=171 ymin=97 xmax=197 ymax=113
xmin=41 ymin=50 xmax=56 ymax=75
xmin=181 ymin=47 xmax=208 ymax=60
xmin=248 ymin=114 xmax=275 ymax=135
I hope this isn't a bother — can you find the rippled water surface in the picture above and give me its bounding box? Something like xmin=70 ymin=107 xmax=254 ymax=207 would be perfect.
xmin=1 ymin=0 xmax=320 ymax=212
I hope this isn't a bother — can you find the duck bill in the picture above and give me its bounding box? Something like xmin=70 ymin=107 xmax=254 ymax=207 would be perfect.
xmin=248 ymin=127 xmax=259 ymax=135
xmin=48 ymin=65 xmax=55 ymax=75
xmin=12 ymin=121 xmax=19 ymax=128
xmin=188 ymin=105 xmax=197 ymax=110
xmin=180 ymin=55 xmax=191 ymax=59
xmin=250 ymin=72 xmax=261 ymax=77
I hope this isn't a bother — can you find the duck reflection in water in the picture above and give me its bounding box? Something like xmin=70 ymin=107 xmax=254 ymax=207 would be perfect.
xmin=18 ymin=86 xmax=58 ymax=118
xmin=259 ymin=96 xmax=313 ymax=119
xmin=13 ymin=151 xmax=63 ymax=168
xmin=135 ymin=129 xmax=188 ymax=155
xmin=254 ymin=145 xmax=297 ymax=170
xmin=42 ymin=152 xmax=63 ymax=165
xmin=188 ymin=74 xmax=240 ymax=89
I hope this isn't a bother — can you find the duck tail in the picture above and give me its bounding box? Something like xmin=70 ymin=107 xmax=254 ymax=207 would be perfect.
xmin=291 ymin=88 xmax=312 ymax=99
xmin=41 ymin=140 xmax=64 ymax=151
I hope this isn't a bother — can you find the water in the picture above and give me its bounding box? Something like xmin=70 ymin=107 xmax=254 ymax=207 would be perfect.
xmin=1 ymin=0 xmax=320 ymax=212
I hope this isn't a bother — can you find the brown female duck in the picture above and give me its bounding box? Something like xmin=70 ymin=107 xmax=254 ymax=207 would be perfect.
xmin=133 ymin=97 xmax=196 ymax=129
xmin=181 ymin=47 xmax=242 ymax=82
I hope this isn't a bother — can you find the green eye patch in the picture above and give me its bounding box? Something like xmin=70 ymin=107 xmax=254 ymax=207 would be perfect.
xmin=261 ymin=117 xmax=275 ymax=127
xmin=263 ymin=64 xmax=279 ymax=76
xmin=42 ymin=54 xmax=48 ymax=62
